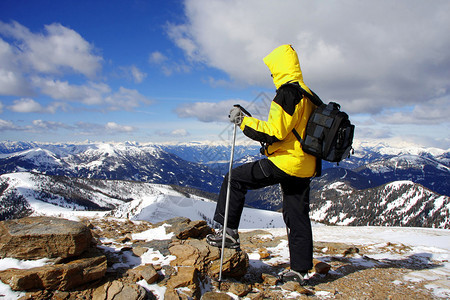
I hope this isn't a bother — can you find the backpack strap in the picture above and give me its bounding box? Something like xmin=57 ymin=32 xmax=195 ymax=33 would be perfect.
xmin=286 ymin=83 xmax=323 ymax=177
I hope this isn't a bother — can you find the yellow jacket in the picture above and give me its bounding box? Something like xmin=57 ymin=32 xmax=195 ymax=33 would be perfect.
xmin=240 ymin=45 xmax=317 ymax=177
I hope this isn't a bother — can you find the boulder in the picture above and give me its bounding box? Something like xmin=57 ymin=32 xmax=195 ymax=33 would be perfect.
xmin=313 ymin=258 xmax=331 ymax=274
xmin=209 ymin=247 xmax=249 ymax=278
xmin=169 ymin=239 xmax=249 ymax=278
xmin=169 ymin=239 xmax=220 ymax=273
xmin=261 ymin=273 xmax=278 ymax=285
xmin=281 ymin=281 xmax=315 ymax=295
xmin=0 ymin=255 xmax=106 ymax=291
xmin=0 ymin=216 xmax=92 ymax=259
xmin=92 ymin=280 xmax=149 ymax=300
xmin=161 ymin=217 xmax=214 ymax=240
xmin=127 ymin=264 xmax=159 ymax=284
xmin=165 ymin=266 xmax=199 ymax=299
xmin=200 ymin=291 xmax=233 ymax=300
xmin=228 ymin=282 xmax=251 ymax=297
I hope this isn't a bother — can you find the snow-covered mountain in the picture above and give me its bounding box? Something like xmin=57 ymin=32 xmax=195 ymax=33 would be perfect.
xmin=244 ymin=173 xmax=449 ymax=229
xmin=0 ymin=140 xmax=449 ymax=228
xmin=0 ymin=172 xmax=285 ymax=229
xmin=0 ymin=142 xmax=222 ymax=193
xmin=310 ymin=180 xmax=449 ymax=228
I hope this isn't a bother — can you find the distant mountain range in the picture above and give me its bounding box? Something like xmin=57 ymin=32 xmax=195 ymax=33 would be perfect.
xmin=0 ymin=140 xmax=449 ymax=228
xmin=0 ymin=141 xmax=222 ymax=193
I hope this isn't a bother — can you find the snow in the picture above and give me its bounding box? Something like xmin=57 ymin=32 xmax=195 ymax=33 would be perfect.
xmin=132 ymin=224 xmax=174 ymax=240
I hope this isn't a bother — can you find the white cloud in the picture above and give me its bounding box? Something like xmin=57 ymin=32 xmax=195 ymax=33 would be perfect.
xmin=31 ymin=119 xmax=71 ymax=131
xmin=0 ymin=21 xmax=102 ymax=77
xmin=171 ymin=128 xmax=190 ymax=137
xmin=155 ymin=128 xmax=191 ymax=137
xmin=148 ymin=50 xmax=191 ymax=76
xmin=130 ymin=66 xmax=146 ymax=83
xmin=149 ymin=51 xmax=168 ymax=64
xmin=105 ymin=122 xmax=135 ymax=133
xmin=75 ymin=121 xmax=137 ymax=135
xmin=0 ymin=38 xmax=33 ymax=96
xmin=32 ymin=77 xmax=109 ymax=105
xmin=7 ymin=98 xmax=68 ymax=114
xmin=0 ymin=118 xmax=136 ymax=135
xmin=8 ymin=98 xmax=43 ymax=113
xmin=168 ymin=0 xmax=450 ymax=114
xmin=104 ymin=87 xmax=153 ymax=111
xmin=0 ymin=119 xmax=18 ymax=131
xmin=30 ymin=78 xmax=151 ymax=111
xmin=119 ymin=65 xmax=147 ymax=83
xmin=375 ymin=96 xmax=450 ymax=125
xmin=175 ymin=99 xmax=254 ymax=122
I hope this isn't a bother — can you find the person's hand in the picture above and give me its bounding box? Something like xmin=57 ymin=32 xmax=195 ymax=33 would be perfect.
xmin=229 ymin=107 xmax=244 ymax=125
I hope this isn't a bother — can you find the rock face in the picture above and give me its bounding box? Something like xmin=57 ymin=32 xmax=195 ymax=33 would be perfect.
xmin=0 ymin=216 xmax=92 ymax=259
xmin=0 ymin=255 xmax=107 ymax=291
xmin=160 ymin=216 xmax=214 ymax=240
xmin=169 ymin=239 xmax=249 ymax=278
xmin=92 ymin=281 xmax=148 ymax=300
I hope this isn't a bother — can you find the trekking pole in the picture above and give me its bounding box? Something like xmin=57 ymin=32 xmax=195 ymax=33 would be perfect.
xmin=218 ymin=114 xmax=238 ymax=288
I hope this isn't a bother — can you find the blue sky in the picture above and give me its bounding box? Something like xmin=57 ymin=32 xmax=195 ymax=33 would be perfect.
xmin=0 ymin=0 xmax=449 ymax=149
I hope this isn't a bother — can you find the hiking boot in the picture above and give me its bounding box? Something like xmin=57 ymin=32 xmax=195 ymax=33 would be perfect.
xmin=206 ymin=228 xmax=240 ymax=249
xmin=278 ymin=269 xmax=308 ymax=285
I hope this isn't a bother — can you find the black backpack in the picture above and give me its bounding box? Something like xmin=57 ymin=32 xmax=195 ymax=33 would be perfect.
xmin=291 ymin=84 xmax=355 ymax=165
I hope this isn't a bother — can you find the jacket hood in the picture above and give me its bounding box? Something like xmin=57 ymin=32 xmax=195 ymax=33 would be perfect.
xmin=263 ymin=44 xmax=305 ymax=89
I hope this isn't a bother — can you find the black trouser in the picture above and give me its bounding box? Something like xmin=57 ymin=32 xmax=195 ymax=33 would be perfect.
xmin=213 ymin=158 xmax=313 ymax=271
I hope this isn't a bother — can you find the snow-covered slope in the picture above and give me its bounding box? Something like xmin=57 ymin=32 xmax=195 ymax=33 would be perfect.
xmin=0 ymin=172 xmax=285 ymax=229
xmin=310 ymin=180 xmax=449 ymax=228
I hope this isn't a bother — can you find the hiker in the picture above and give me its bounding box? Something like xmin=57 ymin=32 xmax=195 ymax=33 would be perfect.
xmin=206 ymin=44 xmax=318 ymax=285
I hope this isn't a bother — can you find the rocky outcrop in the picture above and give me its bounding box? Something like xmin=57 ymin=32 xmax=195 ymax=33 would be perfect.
xmin=0 ymin=255 xmax=106 ymax=291
xmin=92 ymin=281 xmax=148 ymax=300
xmin=0 ymin=216 xmax=250 ymax=299
xmin=0 ymin=216 xmax=91 ymax=259
xmin=2 ymin=216 xmax=438 ymax=300
xmin=169 ymin=238 xmax=249 ymax=278
xmin=165 ymin=266 xmax=200 ymax=299
xmin=160 ymin=216 xmax=213 ymax=240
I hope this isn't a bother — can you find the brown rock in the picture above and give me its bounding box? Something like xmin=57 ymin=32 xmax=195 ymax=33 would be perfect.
xmin=164 ymin=288 xmax=181 ymax=300
xmin=313 ymin=258 xmax=331 ymax=274
xmin=200 ymin=291 xmax=233 ymax=300
xmin=261 ymin=273 xmax=278 ymax=285
xmin=169 ymin=239 xmax=248 ymax=278
xmin=92 ymin=280 xmax=149 ymax=300
xmin=281 ymin=281 xmax=315 ymax=295
xmin=0 ymin=255 xmax=106 ymax=291
xmin=209 ymin=248 xmax=249 ymax=278
xmin=343 ymin=247 xmax=360 ymax=257
xmin=131 ymin=246 xmax=148 ymax=257
xmin=228 ymin=282 xmax=251 ymax=297
xmin=139 ymin=264 xmax=159 ymax=284
xmin=162 ymin=217 xmax=214 ymax=240
xmin=169 ymin=239 xmax=219 ymax=273
xmin=127 ymin=264 xmax=159 ymax=284
xmin=166 ymin=266 xmax=199 ymax=299
xmin=257 ymin=248 xmax=270 ymax=259
xmin=0 ymin=216 xmax=92 ymax=260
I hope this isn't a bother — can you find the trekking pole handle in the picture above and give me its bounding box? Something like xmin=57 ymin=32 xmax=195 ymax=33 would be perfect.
xmin=234 ymin=104 xmax=252 ymax=117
